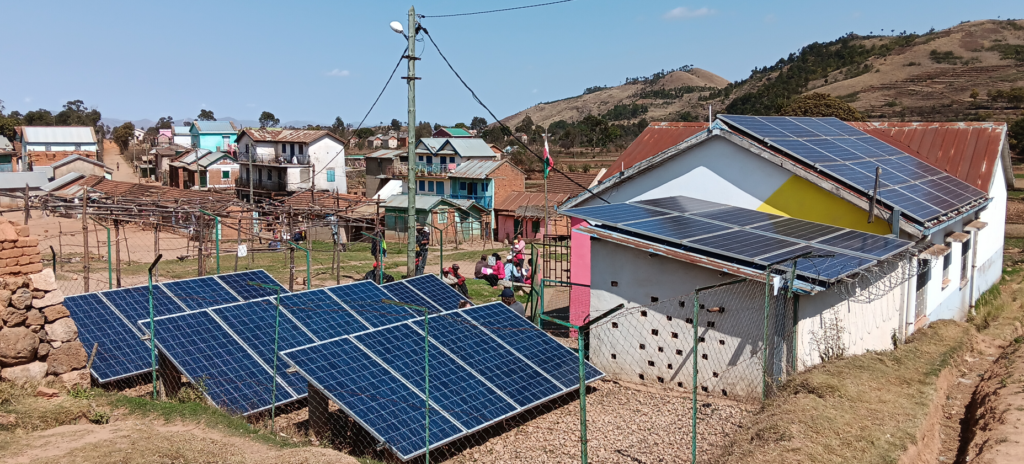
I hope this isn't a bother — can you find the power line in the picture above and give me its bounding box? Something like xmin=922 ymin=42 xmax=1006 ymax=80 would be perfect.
xmin=419 ymin=26 xmax=610 ymax=204
xmin=420 ymin=0 xmax=574 ymax=18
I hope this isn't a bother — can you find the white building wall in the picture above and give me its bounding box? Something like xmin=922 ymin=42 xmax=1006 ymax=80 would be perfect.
xmin=309 ymin=136 xmax=346 ymax=194
xmin=173 ymin=135 xmax=192 ymax=147
xmin=974 ymin=160 xmax=1007 ymax=299
xmin=25 ymin=142 xmax=98 ymax=152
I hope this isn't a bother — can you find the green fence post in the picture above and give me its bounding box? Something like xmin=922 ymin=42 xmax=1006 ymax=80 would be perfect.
xmin=249 ymin=282 xmax=283 ymax=432
xmin=287 ymin=241 xmax=312 ymax=290
xmin=384 ymin=298 xmax=432 ymax=464
xmin=90 ymin=218 xmax=112 ymax=289
xmin=148 ymin=254 xmax=163 ymax=400
xmin=198 ymin=210 xmax=221 ymax=274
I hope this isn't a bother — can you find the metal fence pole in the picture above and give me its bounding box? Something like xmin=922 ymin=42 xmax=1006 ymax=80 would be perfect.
xmin=287 ymin=241 xmax=311 ymax=290
xmin=113 ymin=219 xmax=122 ymax=288
xmin=762 ymin=268 xmax=772 ymax=402
xmin=198 ymin=209 xmax=220 ymax=274
xmin=148 ymin=254 xmax=163 ymax=400
xmin=81 ymin=190 xmax=89 ymax=293
xmin=90 ymin=218 xmax=112 ymax=289
xmin=691 ymin=291 xmax=700 ymax=464
xmin=578 ymin=330 xmax=588 ymax=464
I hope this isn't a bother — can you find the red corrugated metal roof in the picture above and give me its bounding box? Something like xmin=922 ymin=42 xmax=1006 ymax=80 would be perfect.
xmin=598 ymin=122 xmax=709 ymax=182
xmin=848 ymin=121 xmax=1007 ymax=192
xmin=547 ymin=171 xmax=601 ymax=197
xmin=494 ymin=191 xmax=570 ymax=212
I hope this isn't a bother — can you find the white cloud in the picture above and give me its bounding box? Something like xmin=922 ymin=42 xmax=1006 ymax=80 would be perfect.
xmin=663 ymin=7 xmax=713 ymax=20
xmin=24 ymin=97 xmax=32 ymax=103
xmin=201 ymin=103 xmax=206 ymax=108
xmin=327 ymin=69 xmax=351 ymax=77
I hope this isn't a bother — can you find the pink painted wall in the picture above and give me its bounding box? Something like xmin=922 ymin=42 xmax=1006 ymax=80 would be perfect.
xmin=569 ymin=217 xmax=591 ymax=326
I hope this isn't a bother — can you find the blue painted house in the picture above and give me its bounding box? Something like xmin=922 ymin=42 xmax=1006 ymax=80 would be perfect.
xmin=189 ymin=121 xmax=239 ymax=151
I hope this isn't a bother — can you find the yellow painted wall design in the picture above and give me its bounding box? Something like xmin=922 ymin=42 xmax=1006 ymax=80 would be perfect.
xmin=756 ymin=175 xmax=893 ymax=234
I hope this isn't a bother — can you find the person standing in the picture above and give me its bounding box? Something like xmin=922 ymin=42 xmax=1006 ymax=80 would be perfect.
xmin=414 ymin=226 xmax=430 ymax=276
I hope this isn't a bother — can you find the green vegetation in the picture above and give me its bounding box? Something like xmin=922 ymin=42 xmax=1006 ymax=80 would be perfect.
xmin=582 ymin=85 xmax=608 ymax=95
xmin=601 ymin=103 xmax=649 ymax=121
xmin=633 ymin=85 xmax=716 ymax=100
xmin=1010 ymin=116 xmax=1024 ymax=157
xmin=624 ymin=64 xmax=694 ymax=85
xmin=987 ymin=88 xmax=1024 ymax=106
xmin=929 ymin=49 xmax=965 ymax=65
xmin=724 ymin=33 xmax=924 ymax=115
xmin=778 ymin=93 xmax=865 ymax=121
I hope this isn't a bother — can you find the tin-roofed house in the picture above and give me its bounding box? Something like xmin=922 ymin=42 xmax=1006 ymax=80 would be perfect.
xmin=235 ymin=128 xmax=346 ymax=200
xmin=172 ymin=126 xmax=192 ymax=147
xmin=167 ymin=149 xmax=237 ymax=190
xmin=494 ymin=192 xmax=571 ymax=241
xmin=0 ymin=136 xmax=16 ymax=172
xmin=18 ymin=126 xmax=99 ymax=171
xmin=381 ymin=194 xmax=486 ymax=244
xmin=50 ymin=154 xmax=113 ymax=180
xmin=432 ymin=127 xmax=473 ymax=138
xmin=560 ymin=117 xmax=1009 ymax=394
xmin=189 ymin=120 xmax=239 ymax=152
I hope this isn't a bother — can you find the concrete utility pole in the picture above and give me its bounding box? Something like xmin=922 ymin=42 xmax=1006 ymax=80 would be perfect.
xmin=404 ymin=5 xmax=419 ymax=277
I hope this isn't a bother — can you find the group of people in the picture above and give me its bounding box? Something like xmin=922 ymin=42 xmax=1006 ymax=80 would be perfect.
xmin=472 ymin=235 xmax=532 ymax=288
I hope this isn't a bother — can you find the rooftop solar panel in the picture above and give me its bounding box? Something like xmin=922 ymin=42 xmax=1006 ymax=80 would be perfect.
xmin=562 ymin=202 xmax=673 ymax=225
xmin=141 ymin=310 xmax=297 ymax=415
xmin=717 ymin=115 xmax=987 ymax=223
xmin=692 ymin=206 xmax=779 ymax=228
xmin=66 ymin=293 xmax=153 ymax=383
xmin=623 ymin=215 xmax=734 ymax=242
xmin=633 ymin=196 xmax=725 ymax=214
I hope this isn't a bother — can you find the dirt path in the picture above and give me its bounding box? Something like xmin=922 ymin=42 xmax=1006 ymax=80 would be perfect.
xmin=102 ymin=141 xmax=141 ymax=183
xmin=0 ymin=419 xmax=356 ymax=464
xmin=955 ymin=333 xmax=1024 ymax=463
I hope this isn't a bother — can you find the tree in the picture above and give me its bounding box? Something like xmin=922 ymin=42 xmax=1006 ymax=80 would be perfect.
xmin=55 ymin=99 xmax=101 ymax=127
xmin=0 ymin=117 xmax=16 ymax=140
xmin=23 ymin=109 xmax=55 ymax=126
xmin=390 ymin=118 xmax=401 ymax=131
xmin=470 ymin=116 xmax=488 ymax=131
xmin=330 ymin=117 xmax=347 ymax=138
xmin=515 ymin=115 xmax=534 ymax=134
xmin=197 ymin=109 xmax=216 ymax=121
xmin=970 ymin=89 xmax=980 ymax=101
xmin=454 ymin=122 xmax=468 ymax=129
xmin=778 ymin=92 xmax=865 ymax=121
xmin=677 ymin=111 xmax=700 ymax=122
xmin=112 ymin=122 xmax=135 ymax=151
xmin=155 ymin=116 xmax=175 ymax=129
xmin=259 ymin=111 xmax=280 ymax=128
xmin=1009 ymin=116 xmax=1024 ymax=158
xmin=416 ymin=122 xmax=433 ymax=139
xmin=432 ymin=122 xmax=442 ymax=132
xmin=354 ymin=127 xmax=375 ymax=139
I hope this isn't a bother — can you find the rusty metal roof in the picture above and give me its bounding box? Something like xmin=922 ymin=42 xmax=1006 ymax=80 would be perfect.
xmin=59 ymin=176 xmax=234 ymax=204
xmin=494 ymin=191 xmax=570 ymax=212
xmin=365 ymin=149 xmax=405 ymax=159
xmin=547 ymin=171 xmax=601 ymax=197
xmin=848 ymin=121 xmax=1008 ymax=192
xmin=599 ymin=122 xmax=709 ymax=182
xmin=237 ymin=128 xmax=344 ymax=144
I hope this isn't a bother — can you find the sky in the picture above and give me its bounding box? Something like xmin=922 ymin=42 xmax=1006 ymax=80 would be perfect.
xmin=2 ymin=0 xmax=1022 ymax=127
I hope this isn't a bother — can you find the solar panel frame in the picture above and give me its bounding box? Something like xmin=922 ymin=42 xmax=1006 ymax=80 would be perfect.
xmin=65 ymin=293 xmax=155 ymax=383
xmin=325 ymin=280 xmax=419 ymax=328
xmin=161 ymin=276 xmax=243 ymax=311
xmin=395 ymin=274 xmax=472 ymax=313
xmin=279 ymin=289 xmax=373 ymax=341
xmin=215 ymin=270 xmax=291 ymax=300
xmin=140 ymin=310 xmax=299 ymax=416
xmin=560 ymin=202 xmax=674 ymax=225
xmin=621 ymin=215 xmax=734 ymax=243
xmin=633 ymin=196 xmax=727 ymax=215
xmin=98 ymin=284 xmax=186 ymax=324
xmin=381 ymin=280 xmax=445 ymax=313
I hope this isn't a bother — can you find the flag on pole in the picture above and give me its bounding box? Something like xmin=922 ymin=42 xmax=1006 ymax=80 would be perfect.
xmin=543 ymin=137 xmax=553 ymax=179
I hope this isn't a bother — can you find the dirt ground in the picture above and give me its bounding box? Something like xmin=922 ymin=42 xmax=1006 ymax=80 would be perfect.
xmin=0 ymin=419 xmax=355 ymax=464
xmin=960 ymin=337 xmax=1024 ymax=463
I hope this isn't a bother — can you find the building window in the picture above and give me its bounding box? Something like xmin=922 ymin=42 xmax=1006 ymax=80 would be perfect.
xmin=298 ymin=144 xmax=303 ymax=155
xmin=460 ymin=182 xmax=467 ymax=191
xmin=45 ymin=145 xmax=51 ymax=151
xmin=74 ymin=144 xmax=82 ymax=150
xmin=300 ymin=168 xmax=310 ymax=183
xmin=961 ymin=238 xmax=971 ymax=285
xmin=427 ymin=156 xmax=433 ymax=164
xmin=281 ymin=143 xmax=287 ymax=154
xmin=291 ymin=143 xmax=296 ymax=155
xmin=244 ymin=168 xmax=249 ymax=180
xmin=222 ymin=136 xmax=230 ymax=149
xmin=436 ymin=209 xmax=448 ymax=223
xmin=532 ymin=220 xmax=541 ymax=234
xmin=418 ymin=155 xmax=424 ymax=162
xmin=440 ymin=156 xmax=446 ymax=164
xmin=419 ymin=180 xmax=426 ymax=191
xmin=916 ymin=259 xmax=931 ymax=293
xmin=436 ymin=182 xmax=445 ymax=195
xmin=221 ymin=170 xmax=230 ymax=180
xmin=268 ymin=170 xmax=273 ymax=181
xmin=428 ymin=181 xmax=435 ymax=193
xmin=326 ymin=168 xmax=335 ymax=182
xmin=942 ymin=251 xmax=952 ymax=287
xmin=258 ymin=168 xmax=263 ymax=181
xmin=482 ymin=182 xmax=488 ymax=192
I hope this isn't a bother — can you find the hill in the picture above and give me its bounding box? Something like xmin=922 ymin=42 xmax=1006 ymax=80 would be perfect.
xmin=503 ymin=19 xmax=1024 ymax=130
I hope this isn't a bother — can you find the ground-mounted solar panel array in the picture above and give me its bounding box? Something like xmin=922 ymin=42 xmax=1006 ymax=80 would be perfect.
xmin=564 ymin=195 xmax=913 ymax=282
xmin=282 ymin=301 xmax=604 ymax=461
xmin=64 ymin=270 xmax=288 ymax=383
xmin=717 ymin=115 xmax=987 ymax=224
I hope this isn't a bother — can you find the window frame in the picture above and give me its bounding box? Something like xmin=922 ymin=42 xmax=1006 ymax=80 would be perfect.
xmin=221 ymin=169 xmax=230 ymax=180
xmin=326 ymin=167 xmax=336 ymax=183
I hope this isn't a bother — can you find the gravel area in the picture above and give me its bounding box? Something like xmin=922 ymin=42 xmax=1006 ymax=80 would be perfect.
xmin=1008 ymin=200 xmax=1024 ymax=224
xmin=444 ymin=379 xmax=756 ymax=463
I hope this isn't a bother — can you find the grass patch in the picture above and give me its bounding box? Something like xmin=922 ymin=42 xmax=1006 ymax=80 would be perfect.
xmin=1008 ymin=190 xmax=1024 ymax=199
xmin=967 ymin=282 xmax=1009 ymax=331
xmin=1014 ymin=173 xmax=1024 ymax=179
xmin=710 ymin=320 xmax=973 ymax=464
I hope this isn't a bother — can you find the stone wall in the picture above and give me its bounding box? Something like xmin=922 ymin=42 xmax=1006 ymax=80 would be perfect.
xmin=0 ymin=218 xmax=88 ymax=387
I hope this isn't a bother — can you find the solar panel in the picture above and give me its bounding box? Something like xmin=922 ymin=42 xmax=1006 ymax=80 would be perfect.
xmin=325 ymin=281 xmax=418 ymax=328
xmin=141 ymin=310 xmax=297 ymax=416
xmin=216 ymin=270 xmax=290 ymax=300
xmin=207 ymin=299 xmax=316 ymax=395
xmin=161 ymin=276 xmax=242 ymax=311
xmin=718 ymin=115 xmax=987 ymax=223
xmin=757 ymin=246 xmax=877 ymax=281
xmin=562 ymin=202 xmax=673 ymax=225
xmin=100 ymin=285 xmax=185 ymax=324
xmin=353 ymin=323 xmax=519 ymax=431
xmin=634 ymin=196 xmax=728 ymax=214
xmin=281 ymin=301 xmax=604 ymax=461
xmin=563 ymin=195 xmax=914 ymax=283
xmin=279 ymin=289 xmax=371 ymax=341
xmin=65 ymin=293 xmax=153 ymax=383
xmin=398 ymin=274 xmax=471 ymax=312
xmin=381 ymin=280 xmax=444 ymax=313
